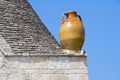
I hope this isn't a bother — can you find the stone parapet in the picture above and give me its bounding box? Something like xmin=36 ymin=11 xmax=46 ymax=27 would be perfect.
xmin=0 ymin=50 xmax=88 ymax=80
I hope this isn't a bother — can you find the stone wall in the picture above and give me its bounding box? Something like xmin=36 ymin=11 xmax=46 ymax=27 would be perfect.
xmin=0 ymin=52 xmax=88 ymax=80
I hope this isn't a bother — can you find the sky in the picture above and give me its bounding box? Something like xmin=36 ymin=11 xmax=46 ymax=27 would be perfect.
xmin=29 ymin=0 xmax=120 ymax=80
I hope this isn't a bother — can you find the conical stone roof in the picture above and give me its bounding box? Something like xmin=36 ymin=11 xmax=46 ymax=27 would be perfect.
xmin=0 ymin=0 xmax=62 ymax=56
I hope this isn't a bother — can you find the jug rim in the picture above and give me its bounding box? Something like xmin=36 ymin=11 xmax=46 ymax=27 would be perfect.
xmin=65 ymin=10 xmax=77 ymax=15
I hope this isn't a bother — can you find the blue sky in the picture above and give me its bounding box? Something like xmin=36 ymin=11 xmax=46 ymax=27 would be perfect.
xmin=29 ymin=0 xmax=120 ymax=80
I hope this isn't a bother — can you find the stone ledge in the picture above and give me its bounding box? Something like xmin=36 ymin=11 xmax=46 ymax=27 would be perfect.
xmin=3 ymin=49 xmax=87 ymax=57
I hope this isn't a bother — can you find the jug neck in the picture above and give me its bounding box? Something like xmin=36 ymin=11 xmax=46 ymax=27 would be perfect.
xmin=65 ymin=11 xmax=77 ymax=19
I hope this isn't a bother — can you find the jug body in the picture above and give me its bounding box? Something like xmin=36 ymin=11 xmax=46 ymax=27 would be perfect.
xmin=59 ymin=11 xmax=85 ymax=50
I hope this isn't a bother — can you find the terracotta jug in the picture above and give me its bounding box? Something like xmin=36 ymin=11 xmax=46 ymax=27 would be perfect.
xmin=59 ymin=10 xmax=85 ymax=50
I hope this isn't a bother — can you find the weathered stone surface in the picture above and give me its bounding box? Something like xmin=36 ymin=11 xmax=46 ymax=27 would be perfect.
xmin=0 ymin=54 xmax=88 ymax=80
xmin=0 ymin=0 xmax=61 ymax=55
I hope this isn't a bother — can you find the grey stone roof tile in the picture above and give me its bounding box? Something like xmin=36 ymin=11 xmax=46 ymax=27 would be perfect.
xmin=0 ymin=0 xmax=62 ymax=55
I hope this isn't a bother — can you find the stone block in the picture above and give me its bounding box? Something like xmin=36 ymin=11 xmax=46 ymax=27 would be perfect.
xmin=65 ymin=69 xmax=88 ymax=74
xmin=55 ymin=62 xmax=62 ymax=69
xmin=0 ymin=77 xmax=8 ymax=80
xmin=48 ymin=57 xmax=57 ymax=62
xmin=69 ymin=62 xmax=87 ymax=69
xmin=58 ymin=57 xmax=70 ymax=62
xmin=61 ymin=63 xmax=70 ymax=70
xmin=47 ymin=62 xmax=55 ymax=70
xmin=53 ymin=74 xmax=68 ymax=80
xmin=67 ymin=74 xmax=79 ymax=80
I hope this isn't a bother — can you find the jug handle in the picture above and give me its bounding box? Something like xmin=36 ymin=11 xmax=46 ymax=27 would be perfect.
xmin=61 ymin=13 xmax=65 ymax=24
xmin=77 ymin=15 xmax=82 ymax=21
